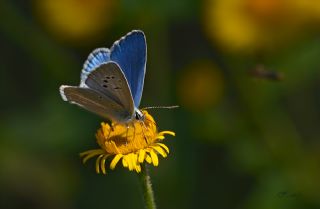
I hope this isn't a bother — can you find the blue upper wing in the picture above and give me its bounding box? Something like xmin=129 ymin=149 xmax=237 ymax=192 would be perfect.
xmin=110 ymin=30 xmax=146 ymax=107
xmin=81 ymin=48 xmax=110 ymax=84
xmin=80 ymin=30 xmax=146 ymax=107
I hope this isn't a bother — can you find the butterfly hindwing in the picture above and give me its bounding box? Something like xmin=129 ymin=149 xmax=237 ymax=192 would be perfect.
xmin=60 ymin=85 xmax=133 ymax=122
xmin=84 ymin=61 xmax=134 ymax=118
xmin=81 ymin=48 xmax=110 ymax=84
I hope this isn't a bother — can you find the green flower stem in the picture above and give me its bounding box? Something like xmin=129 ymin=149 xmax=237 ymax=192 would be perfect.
xmin=138 ymin=164 xmax=157 ymax=209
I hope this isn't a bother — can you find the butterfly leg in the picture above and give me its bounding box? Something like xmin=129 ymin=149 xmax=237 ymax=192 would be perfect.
xmin=125 ymin=123 xmax=130 ymax=145
xmin=132 ymin=122 xmax=136 ymax=142
xmin=139 ymin=121 xmax=149 ymax=144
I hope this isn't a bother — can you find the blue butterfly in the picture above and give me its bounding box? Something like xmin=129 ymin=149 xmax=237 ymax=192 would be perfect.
xmin=60 ymin=30 xmax=146 ymax=123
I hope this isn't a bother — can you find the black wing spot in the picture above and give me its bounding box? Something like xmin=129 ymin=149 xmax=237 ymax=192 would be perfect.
xmin=111 ymin=76 xmax=115 ymax=79
xmin=106 ymin=76 xmax=110 ymax=79
xmin=103 ymin=79 xmax=108 ymax=83
xmin=103 ymin=84 xmax=108 ymax=88
xmin=114 ymin=87 xmax=121 ymax=90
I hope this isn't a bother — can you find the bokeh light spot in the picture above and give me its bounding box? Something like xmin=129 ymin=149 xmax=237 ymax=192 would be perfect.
xmin=33 ymin=0 xmax=117 ymax=45
xmin=177 ymin=60 xmax=224 ymax=112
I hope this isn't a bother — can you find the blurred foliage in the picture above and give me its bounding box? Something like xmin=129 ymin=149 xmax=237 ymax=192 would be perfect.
xmin=1 ymin=0 xmax=320 ymax=209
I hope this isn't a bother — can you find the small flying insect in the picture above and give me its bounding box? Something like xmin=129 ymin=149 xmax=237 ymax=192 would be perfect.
xmin=249 ymin=64 xmax=284 ymax=81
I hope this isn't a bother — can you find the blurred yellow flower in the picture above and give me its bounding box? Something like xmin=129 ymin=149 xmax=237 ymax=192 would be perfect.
xmin=178 ymin=60 xmax=224 ymax=111
xmin=80 ymin=111 xmax=175 ymax=174
xmin=292 ymin=0 xmax=320 ymax=23
xmin=33 ymin=0 xmax=116 ymax=44
xmin=204 ymin=0 xmax=320 ymax=53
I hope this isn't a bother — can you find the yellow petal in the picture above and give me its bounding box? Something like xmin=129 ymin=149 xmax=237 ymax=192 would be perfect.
xmin=132 ymin=153 xmax=138 ymax=164
xmin=100 ymin=155 xmax=109 ymax=174
xmin=81 ymin=149 xmax=105 ymax=163
xmin=156 ymin=136 xmax=165 ymax=140
xmin=149 ymin=150 xmax=159 ymax=166
xmin=122 ymin=157 xmax=128 ymax=167
xmin=101 ymin=122 xmax=110 ymax=134
xmin=95 ymin=154 xmax=104 ymax=174
xmin=138 ymin=149 xmax=146 ymax=163
xmin=128 ymin=153 xmax=136 ymax=171
xmin=80 ymin=149 xmax=103 ymax=157
xmin=157 ymin=143 xmax=170 ymax=153
xmin=135 ymin=164 xmax=141 ymax=173
xmin=110 ymin=154 xmax=123 ymax=170
xmin=124 ymin=155 xmax=133 ymax=171
xmin=125 ymin=154 xmax=132 ymax=171
xmin=159 ymin=131 xmax=175 ymax=136
xmin=145 ymin=154 xmax=152 ymax=164
xmin=133 ymin=164 xmax=138 ymax=172
xmin=151 ymin=145 xmax=167 ymax=158
xmin=131 ymin=154 xmax=138 ymax=172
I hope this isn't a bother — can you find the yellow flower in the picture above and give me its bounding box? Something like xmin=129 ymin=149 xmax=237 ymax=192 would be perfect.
xmin=80 ymin=111 xmax=175 ymax=174
xmin=33 ymin=0 xmax=117 ymax=44
xmin=291 ymin=1 xmax=320 ymax=24
xmin=203 ymin=0 xmax=316 ymax=53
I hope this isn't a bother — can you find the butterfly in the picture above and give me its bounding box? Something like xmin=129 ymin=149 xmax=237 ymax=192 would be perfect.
xmin=60 ymin=30 xmax=147 ymax=123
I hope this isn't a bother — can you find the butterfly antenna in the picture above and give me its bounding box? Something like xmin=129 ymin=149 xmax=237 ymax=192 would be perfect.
xmin=141 ymin=105 xmax=179 ymax=110
xmin=141 ymin=106 xmax=178 ymax=129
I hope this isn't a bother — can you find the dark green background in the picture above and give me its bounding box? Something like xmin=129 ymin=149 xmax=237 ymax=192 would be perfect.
xmin=1 ymin=1 xmax=320 ymax=209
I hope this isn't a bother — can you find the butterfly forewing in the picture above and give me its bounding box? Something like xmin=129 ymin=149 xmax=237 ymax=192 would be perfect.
xmin=110 ymin=30 xmax=146 ymax=107
xmin=60 ymin=85 xmax=133 ymax=122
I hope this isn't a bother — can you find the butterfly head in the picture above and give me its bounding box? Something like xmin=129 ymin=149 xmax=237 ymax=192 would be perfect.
xmin=135 ymin=108 xmax=145 ymax=121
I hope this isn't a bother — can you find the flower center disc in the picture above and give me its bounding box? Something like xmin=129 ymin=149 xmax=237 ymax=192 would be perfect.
xmin=96 ymin=111 xmax=157 ymax=155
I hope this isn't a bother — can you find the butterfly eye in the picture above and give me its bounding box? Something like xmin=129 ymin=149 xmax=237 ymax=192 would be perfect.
xmin=135 ymin=111 xmax=144 ymax=120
